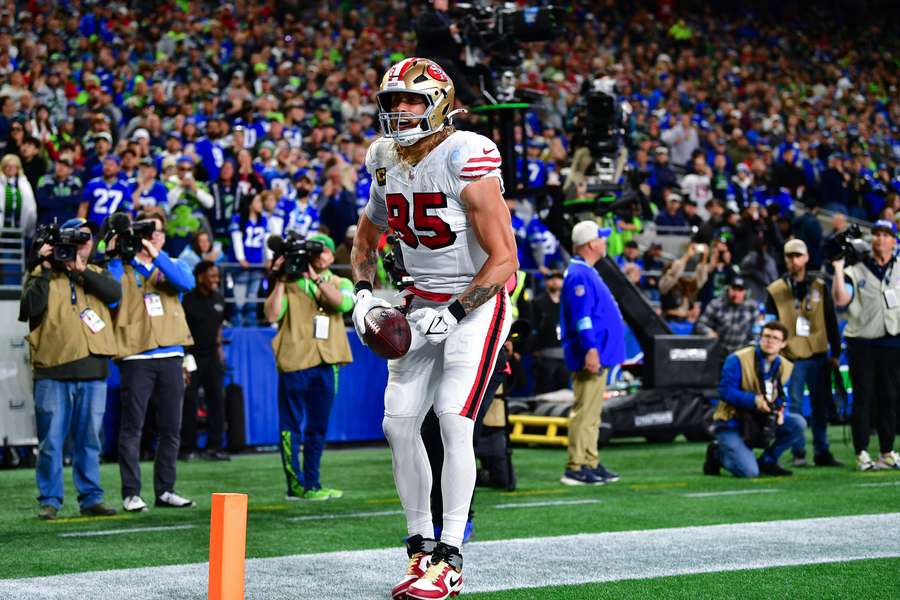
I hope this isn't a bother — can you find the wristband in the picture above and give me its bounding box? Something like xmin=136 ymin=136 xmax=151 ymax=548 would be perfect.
xmin=354 ymin=280 xmax=373 ymax=294
xmin=447 ymin=299 xmax=467 ymax=322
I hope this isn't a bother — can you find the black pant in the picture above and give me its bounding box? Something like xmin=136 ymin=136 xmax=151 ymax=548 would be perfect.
xmin=533 ymin=356 xmax=569 ymax=395
xmin=181 ymin=354 xmax=226 ymax=452
xmin=118 ymin=357 xmax=185 ymax=498
xmin=847 ymin=342 xmax=900 ymax=455
xmin=422 ymin=348 xmax=507 ymax=528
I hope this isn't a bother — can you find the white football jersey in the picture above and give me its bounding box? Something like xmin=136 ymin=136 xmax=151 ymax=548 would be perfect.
xmin=364 ymin=130 xmax=504 ymax=295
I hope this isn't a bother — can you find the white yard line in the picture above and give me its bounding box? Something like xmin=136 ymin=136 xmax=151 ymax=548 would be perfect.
xmin=684 ymin=488 xmax=780 ymax=498
xmin=58 ymin=524 xmax=196 ymax=538
xmin=856 ymin=481 xmax=900 ymax=488
xmin=493 ymin=499 xmax=601 ymax=509
xmin=5 ymin=513 xmax=900 ymax=600
xmin=287 ymin=509 xmax=404 ymax=522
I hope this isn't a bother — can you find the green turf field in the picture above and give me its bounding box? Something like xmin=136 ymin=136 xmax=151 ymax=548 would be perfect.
xmin=1 ymin=426 xmax=898 ymax=598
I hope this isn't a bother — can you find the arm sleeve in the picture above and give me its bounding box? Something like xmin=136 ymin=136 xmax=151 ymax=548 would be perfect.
xmin=229 ymin=217 xmax=246 ymax=262
xmin=153 ymin=250 xmax=195 ymax=292
xmin=658 ymin=256 xmax=685 ymax=294
xmin=82 ymin=267 xmax=122 ymax=305
xmin=18 ymin=269 xmax=51 ymax=324
xmin=363 ymin=143 xmax=388 ymax=229
xmin=718 ymin=354 xmax=758 ymax=410
xmin=563 ymin=272 xmax=598 ymax=351
xmin=194 ymin=184 xmax=214 ymax=209
xmin=695 ymin=302 xmax=718 ymax=335
xmin=333 ymin=276 xmax=355 ymax=314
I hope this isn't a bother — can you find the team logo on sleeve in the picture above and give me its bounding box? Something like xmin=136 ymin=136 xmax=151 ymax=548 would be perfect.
xmin=375 ymin=168 xmax=387 ymax=186
xmin=575 ymin=285 xmax=586 ymax=297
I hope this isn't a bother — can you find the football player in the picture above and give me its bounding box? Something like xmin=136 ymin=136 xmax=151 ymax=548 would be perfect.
xmin=351 ymin=57 xmax=517 ymax=599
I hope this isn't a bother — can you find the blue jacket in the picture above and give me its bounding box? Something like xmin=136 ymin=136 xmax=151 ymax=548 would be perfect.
xmin=560 ymin=256 xmax=626 ymax=372
xmin=109 ymin=250 xmax=195 ymax=358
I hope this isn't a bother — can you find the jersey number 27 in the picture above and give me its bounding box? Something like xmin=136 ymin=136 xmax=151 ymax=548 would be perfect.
xmin=386 ymin=192 xmax=456 ymax=250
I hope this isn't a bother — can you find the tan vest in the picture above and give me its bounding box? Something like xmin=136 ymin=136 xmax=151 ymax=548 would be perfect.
xmin=844 ymin=259 xmax=900 ymax=339
xmin=113 ymin=263 xmax=193 ymax=359
xmin=272 ymin=279 xmax=353 ymax=373
xmin=714 ymin=346 xmax=793 ymax=422
xmin=26 ymin=266 xmax=118 ymax=369
xmin=767 ymin=277 xmax=829 ymax=360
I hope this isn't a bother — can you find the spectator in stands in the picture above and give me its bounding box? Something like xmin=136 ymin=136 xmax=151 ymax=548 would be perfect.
xmin=131 ymin=157 xmax=169 ymax=212
xmin=531 ymin=270 xmax=568 ymax=394
xmin=655 ymin=192 xmax=687 ymax=228
xmin=0 ymin=153 xmax=36 ymax=236
xmin=649 ymin=146 xmax=677 ymax=208
xmin=766 ymin=239 xmax=843 ymax=468
xmin=659 ymin=243 xmax=710 ymax=324
xmin=181 ymin=261 xmax=229 ymax=462
xmin=615 ymin=240 xmax=643 ymax=270
xmin=682 ymin=198 xmax=704 ymax=229
xmin=832 ymin=220 xmax=900 ymax=471
xmin=167 ymin=157 xmax=213 ymax=212
xmin=739 ymin=238 xmax=778 ymax=302
xmin=19 ymin=218 xmax=120 ymax=520
xmin=179 ymin=230 xmax=223 ymax=271
xmin=661 ymin=113 xmax=699 ymax=168
xmin=559 ymin=222 xmax=624 ymax=485
xmin=704 ymin=321 xmax=805 ymax=478
xmin=108 ymin=207 xmax=196 ymax=512
xmin=695 ymin=274 xmax=757 ymax=365
xmin=35 ymin=156 xmax=81 ymax=226
xmin=263 ymin=233 xmax=353 ymax=500
xmin=699 ymin=237 xmax=739 ymax=307
xmin=229 ymin=193 xmax=269 ymax=326
xmin=18 ymin=136 xmax=46 ymax=190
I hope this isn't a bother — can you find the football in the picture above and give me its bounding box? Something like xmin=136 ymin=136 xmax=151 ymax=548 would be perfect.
xmin=363 ymin=306 xmax=412 ymax=359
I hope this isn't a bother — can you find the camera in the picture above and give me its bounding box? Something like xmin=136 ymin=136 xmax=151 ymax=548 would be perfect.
xmin=32 ymin=221 xmax=91 ymax=264
xmin=382 ymin=234 xmax=414 ymax=291
xmin=454 ymin=2 xmax=561 ymax=70
xmin=824 ymin=224 xmax=870 ymax=265
xmin=267 ymin=231 xmax=325 ymax=280
xmin=105 ymin=213 xmax=157 ymax=260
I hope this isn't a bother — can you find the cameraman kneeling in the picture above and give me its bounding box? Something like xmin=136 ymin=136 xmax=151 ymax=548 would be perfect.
xmin=264 ymin=233 xmax=353 ymax=500
xmin=20 ymin=218 xmax=120 ymax=519
xmin=704 ymin=321 xmax=806 ymax=478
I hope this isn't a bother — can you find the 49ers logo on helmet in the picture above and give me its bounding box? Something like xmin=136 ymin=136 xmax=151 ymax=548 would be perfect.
xmin=426 ymin=64 xmax=448 ymax=82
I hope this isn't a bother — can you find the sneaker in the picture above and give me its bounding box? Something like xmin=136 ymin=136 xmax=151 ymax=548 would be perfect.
xmin=757 ymin=460 xmax=792 ymax=477
xmin=703 ymin=442 xmax=722 ymax=476
xmin=814 ymin=450 xmax=843 ymax=467
xmin=392 ymin=535 xmax=436 ymax=599
xmin=38 ymin=505 xmax=58 ymax=520
xmin=178 ymin=451 xmax=199 ymax=462
xmin=155 ymin=491 xmax=196 ymax=508
xmin=560 ymin=465 xmax=604 ymax=486
xmin=302 ymin=487 xmax=343 ymax=501
xmin=406 ymin=542 xmax=464 ymax=600
xmin=123 ymin=495 xmax=148 ymax=512
xmin=201 ymin=449 xmax=231 ymax=461
xmin=285 ymin=492 xmax=303 ymax=501
xmin=80 ymin=502 xmax=117 ymax=517
xmin=856 ymin=450 xmax=876 ymax=472
xmin=593 ymin=463 xmax=620 ymax=483
xmin=875 ymin=451 xmax=900 ymax=470
xmin=792 ymin=451 xmax=808 ymax=467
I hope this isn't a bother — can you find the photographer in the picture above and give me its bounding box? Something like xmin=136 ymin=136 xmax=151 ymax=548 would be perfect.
xmin=415 ymin=0 xmax=477 ymax=105
xmin=263 ymin=233 xmax=353 ymax=500
xmin=19 ymin=218 xmax=120 ymax=520
xmin=108 ymin=207 xmax=197 ymax=511
xmin=704 ymin=321 xmax=806 ymax=478
xmin=832 ymin=220 xmax=900 ymax=471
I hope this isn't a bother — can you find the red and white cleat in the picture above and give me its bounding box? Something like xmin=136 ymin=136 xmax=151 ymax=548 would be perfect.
xmin=406 ymin=543 xmax=464 ymax=600
xmin=392 ymin=535 xmax=436 ymax=599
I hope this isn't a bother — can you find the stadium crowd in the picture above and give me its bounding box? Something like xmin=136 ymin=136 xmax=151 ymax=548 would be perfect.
xmin=4 ymin=0 xmax=900 ymax=515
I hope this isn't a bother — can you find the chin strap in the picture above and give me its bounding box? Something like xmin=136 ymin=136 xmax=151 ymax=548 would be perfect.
xmin=446 ymin=108 xmax=467 ymax=123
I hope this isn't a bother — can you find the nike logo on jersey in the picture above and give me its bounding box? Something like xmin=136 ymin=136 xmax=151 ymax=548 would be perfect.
xmin=483 ymin=147 xmax=494 ymax=154
xmin=426 ymin=316 xmax=450 ymax=336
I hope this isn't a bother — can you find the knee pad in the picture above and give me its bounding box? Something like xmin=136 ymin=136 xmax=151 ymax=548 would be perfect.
xmin=382 ymin=414 xmax=420 ymax=446
xmin=438 ymin=413 xmax=475 ymax=453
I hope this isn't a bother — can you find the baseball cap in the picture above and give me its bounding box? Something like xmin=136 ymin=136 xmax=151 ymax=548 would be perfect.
xmin=308 ymin=233 xmax=335 ymax=253
xmin=571 ymin=221 xmax=611 ymax=248
xmin=131 ymin=128 xmax=150 ymax=141
xmin=93 ymin=131 xmax=112 ymax=144
xmin=654 ymin=146 xmax=669 ymax=156
xmin=783 ymin=239 xmax=808 ymax=255
xmin=872 ymin=219 xmax=898 ymax=235
xmin=61 ymin=217 xmax=99 ymax=234
xmin=729 ymin=275 xmax=747 ymax=289
xmin=57 ymin=156 xmax=73 ymax=167
xmin=139 ymin=156 xmax=155 ymax=167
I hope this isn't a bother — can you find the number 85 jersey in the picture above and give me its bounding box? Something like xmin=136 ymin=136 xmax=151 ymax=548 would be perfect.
xmin=364 ymin=130 xmax=504 ymax=296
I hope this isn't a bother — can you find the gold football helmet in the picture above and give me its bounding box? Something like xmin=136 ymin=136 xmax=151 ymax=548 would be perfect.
xmin=376 ymin=57 xmax=462 ymax=146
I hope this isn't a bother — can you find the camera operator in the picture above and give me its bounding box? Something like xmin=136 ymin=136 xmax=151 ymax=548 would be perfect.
xmin=704 ymin=321 xmax=806 ymax=478
xmin=415 ymin=0 xmax=477 ymax=105
xmin=19 ymin=218 xmax=120 ymax=520
xmin=108 ymin=207 xmax=198 ymax=512
xmin=263 ymin=233 xmax=354 ymax=500
xmin=832 ymin=220 xmax=900 ymax=471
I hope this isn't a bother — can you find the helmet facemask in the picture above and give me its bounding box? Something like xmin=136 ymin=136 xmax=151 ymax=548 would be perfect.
xmin=376 ymin=89 xmax=443 ymax=147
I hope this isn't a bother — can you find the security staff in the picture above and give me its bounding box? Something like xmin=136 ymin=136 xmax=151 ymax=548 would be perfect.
xmin=263 ymin=233 xmax=353 ymax=500
xmin=109 ymin=207 xmax=197 ymax=512
xmin=765 ymin=238 xmax=842 ymax=467
xmin=704 ymin=321 xmax=806 ymax=478
xmin=559 ymin=221 xmax=625 ymax=486
xmin=19 ymin=218 xmax=120 ymax=520
xmin=832 ymin=219 xmax=900 ymax=471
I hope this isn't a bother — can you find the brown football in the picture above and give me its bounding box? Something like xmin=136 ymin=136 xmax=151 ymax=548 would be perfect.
xmin=363 ymin=306 xmax=411 ymax=359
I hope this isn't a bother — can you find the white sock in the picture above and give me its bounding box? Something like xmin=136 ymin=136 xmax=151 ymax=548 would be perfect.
xmin=438 ymin=413 xmax=476 ymax=548
xmin=383 ymin=414 xmax=433 ymax=539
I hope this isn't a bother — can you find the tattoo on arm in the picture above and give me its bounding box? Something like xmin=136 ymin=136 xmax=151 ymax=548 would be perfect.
xmin=350 ymin=246 xmax=378 ymax=284
xmin=458 ymin=283 xmax=503 ymax=314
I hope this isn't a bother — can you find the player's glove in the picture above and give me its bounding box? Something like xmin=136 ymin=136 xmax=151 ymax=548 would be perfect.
xmin=352 ymin=287 xmax=391 ymax=345
xmin=408 ymin=301 xmax=466 ymax=345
